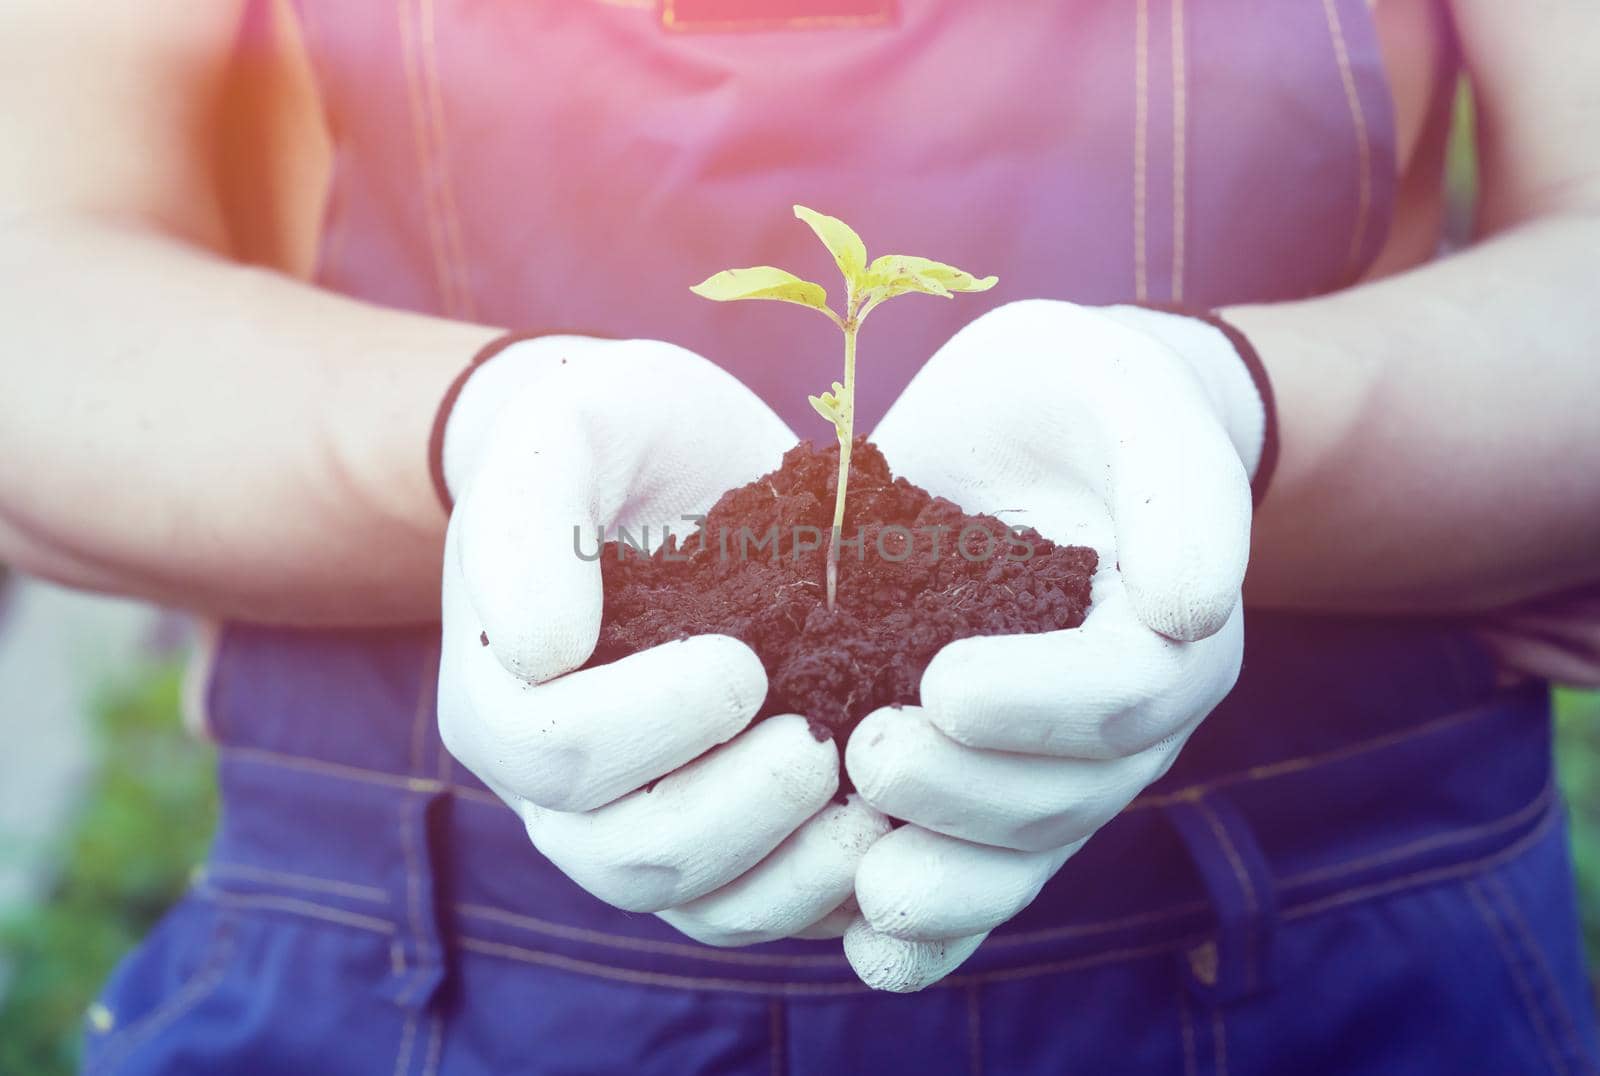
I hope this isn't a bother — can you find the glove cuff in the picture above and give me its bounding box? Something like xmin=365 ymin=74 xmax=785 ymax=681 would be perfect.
xmin=428 ymin=332 xmax=535 ymax=512
xmin=428 ymin=331 xmax=610 ymax=512
xmin=1112 ymin=304 xmax=1280 ymax=506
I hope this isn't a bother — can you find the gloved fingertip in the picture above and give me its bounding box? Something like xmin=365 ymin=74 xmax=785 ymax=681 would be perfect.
xmin=506 ymin=628 xmax=601 ymax=684
xmin=669 ymin=633 xmax=770 ymax=722
xmin=842 ymin=706 xmax=917 ymax=808
xmin=1124 ymin=577 xmax=1239 ymax=643
xmin=843 ymin=918 xmax=986 ymax=994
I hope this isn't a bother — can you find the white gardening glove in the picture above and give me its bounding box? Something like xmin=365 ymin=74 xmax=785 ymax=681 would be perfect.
xmin=842 ymin=300 xmax=1267 ymax=991
xmin=435 ymin=335 xmax=890 ymax=947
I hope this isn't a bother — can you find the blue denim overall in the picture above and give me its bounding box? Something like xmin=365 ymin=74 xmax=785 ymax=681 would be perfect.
xmin=83 ymin=2 xmax=1599 ymax=1073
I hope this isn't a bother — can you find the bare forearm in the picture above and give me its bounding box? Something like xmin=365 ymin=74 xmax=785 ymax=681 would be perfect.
xmin=0 ymin=213 xmax=498 ymax=623
xmin=1228 ymin=212 xmax=1600 ymax=612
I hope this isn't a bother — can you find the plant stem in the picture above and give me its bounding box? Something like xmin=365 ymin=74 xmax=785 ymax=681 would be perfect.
xmin=826 ymin=321 xmax=857 ymax=610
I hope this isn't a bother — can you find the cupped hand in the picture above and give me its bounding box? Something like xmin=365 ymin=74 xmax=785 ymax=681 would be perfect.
xmin=842 ymin=300 xmax=1257 ymax=991
xmin=436 ymin=335 xmax=889 ymax=945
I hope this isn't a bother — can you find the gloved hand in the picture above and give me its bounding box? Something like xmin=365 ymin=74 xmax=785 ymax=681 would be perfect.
xmin=435 ymin=334 xmax=890 ymax=946
xmin=842 ymin=300 xmax=1269 ymax=991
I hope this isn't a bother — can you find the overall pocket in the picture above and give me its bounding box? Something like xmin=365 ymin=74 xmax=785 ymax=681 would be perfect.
xmin=82 ymin=896 xmax=237 ymax=1074
xmin=1462 ymin=815 xmax=1600 ymax=1076
xmin=1204 ymin=804 xmax=1598 ymax=1075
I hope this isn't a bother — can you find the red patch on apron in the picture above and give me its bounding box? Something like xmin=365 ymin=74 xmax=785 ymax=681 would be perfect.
xmin=660 ymin=0 xmax=894 ymax=33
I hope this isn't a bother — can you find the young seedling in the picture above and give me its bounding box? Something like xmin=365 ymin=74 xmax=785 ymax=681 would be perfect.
xmin=691 ymin=206 xmax=996 ymax=609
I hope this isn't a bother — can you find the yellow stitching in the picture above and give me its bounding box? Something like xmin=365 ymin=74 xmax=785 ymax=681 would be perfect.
xmin=206 ymin=862 xmax=390 ymax=904
xmin=1170 ymin=0 xmax=1187 ymax=302
xmin=1282 ymin=804 xmax=1556 ymax=924
xmin=459 ymin=936 xmax=871 ymax=996
xmin=410 ymin=650 xmax=435 ymax=778
xmin=225 ymin=721 xmax=1544 ymax=969
xmin=1280 ymin=780 xmax=1553 ymax=889
xmin=453 ymin=901 xmax=848 ymax=967
xmin=1133 ymin=0 xmax=1150 ymax=301
xmin=89 ymin=918 xmax=237 ymax=1075
xmin=422 ymin=1012 xmax=443 ymax=1076
xmin=186 ymin=815 xmax=1561 ymax=999
xmin=1484 ymin=874 xmax=1588 ymax=1068
xmin=222 ymin=745 xmax=444 ymax=792
xmin=1212 ymin=1006 xmax=1229 ymax=1076
xmin=1466 ymin=880 xmax=1570 ymax=1076
xmin=954 ymin=935 xmax=1201 ymax=987
xmin=396 ymin=802 xmax=432 ymax=1006
xmin=204 ymin=621 xmax=232 ymax=743
xmin=456 ymin=932 xmax=1195 ymax=995
xmin=436 ymin=657 xmax=455 ymax=784
xmin=397 ymin=0 xmax=462 ymax=316
xmin=450 ymin=786 xmax=1548 ymax=966
xmin=200 ymin=887 xmax=399 ymax=934
xmin=769 ymin=999 xmax=785 ymax=1076
xmin=449 ymin=783 xmax=503 ymax=806
xmin=664 ymin=14 xmax=890 ymax=32
xmin=1178 ymin=970 xmax=1198 ymax=1076
xmin=219 ymin=705 xmax=1548 ymax=978
xmin=1195 ymin=797 xmax=1259 ymax=990
xmin=660 ymin=0 xmax=892 ymax=33
xmin=391 ymin=940 xmax=408 ymax=977
xmin=397 ymin=0 xmax=454 ymax=314
xmin=429 ymin=801 xmax=1548 ymax=1000
xmin=1130 ymin=701 xmax=1499 ymax=810
xmin=461 ymin=895 xmax=1203 ymax=965
xmin=966 ymin=983 xmax=983 ymax=1076
xmin=986 ymin=898 xmax=1212 ymax=949
xmin=183 ymin=620 xmax=222 ymax=743
xmin=1320 ymin=0 xmax=1373 ymax=273
xmin=238 ymin=697 xmax=1499 ymax=812
xmin=392 ymin=1009 xmax=417 ymax=1076
xmin=292 ymin=0 xmax=348 ymax=288
xmin=1196 ymin=799 xmax=1258 ymax=918
xmin=419 ymin=0 xmax=476 ymax=321
xmin=314 ymin=160 xmax=348 ymax=287
xmin=91 ymin=915 xmax=233 ymax=1070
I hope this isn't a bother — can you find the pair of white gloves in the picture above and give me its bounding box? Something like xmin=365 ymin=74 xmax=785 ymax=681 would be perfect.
xmin=436 ymin=300 xmax=1265 ymax=992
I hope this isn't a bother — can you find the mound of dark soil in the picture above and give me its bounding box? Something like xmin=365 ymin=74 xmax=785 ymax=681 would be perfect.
xmin=589 ymin=439 xmax=1096 ymax=747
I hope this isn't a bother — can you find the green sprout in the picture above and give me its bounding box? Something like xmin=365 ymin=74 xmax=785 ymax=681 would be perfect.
xmin=691 ymin=205 xmax=997 ymax=609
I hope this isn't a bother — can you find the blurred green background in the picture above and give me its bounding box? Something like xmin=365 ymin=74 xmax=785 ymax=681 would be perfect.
xmin=1558 ymin=689 xmax=1600 ymax=979
xmin=0 ymin=662 xmax=216 ymax=1076
xmin=1 ymin=81 xmax=1596 ymax=1076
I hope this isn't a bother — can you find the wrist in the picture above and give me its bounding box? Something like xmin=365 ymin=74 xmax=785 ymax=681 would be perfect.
xmin=314 ymin=317 xmax=499 ymax=537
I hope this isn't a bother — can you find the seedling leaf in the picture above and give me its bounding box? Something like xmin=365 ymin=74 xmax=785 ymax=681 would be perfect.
xmin=865 ymin=254 xmax=997 ymax=301
xmin=690 ymin=266 xmax=831 ymax=314
xmin=809 ymin=393 xmax=841 ymax=425
xmin=794 ymin=205 xmax=868 ymax=289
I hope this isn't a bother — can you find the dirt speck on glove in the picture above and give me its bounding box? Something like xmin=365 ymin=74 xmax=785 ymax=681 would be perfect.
xmin=590 ymin=439 xmax=1096 ymax=754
